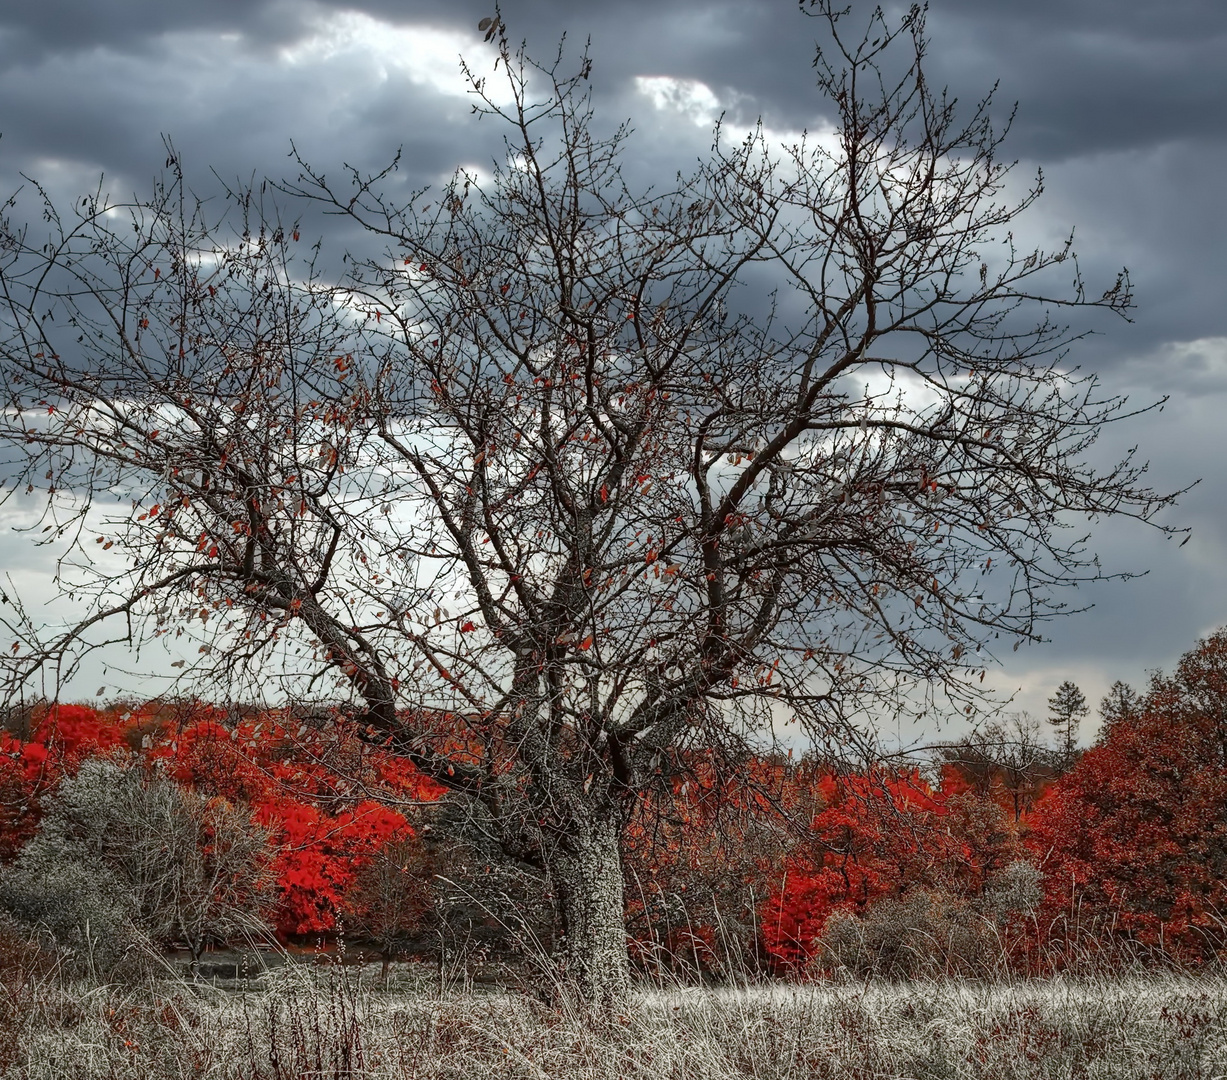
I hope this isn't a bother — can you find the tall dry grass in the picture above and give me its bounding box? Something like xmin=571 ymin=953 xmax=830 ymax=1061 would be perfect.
xmin=2 ymin=950 xmax=1225 ymax=1080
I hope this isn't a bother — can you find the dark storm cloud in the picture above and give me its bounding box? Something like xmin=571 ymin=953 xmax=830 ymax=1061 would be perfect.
xmin=0 ymin=0 xmax=1222 ymax=719
xmin=924 ymin=0 xmax=1227 ymax=159
xmin=0 ymin=0 xmax=308 ymax=58
xmin=0 ymin=15 xmax=488 ymax=187
xmin=4 ymin=0 xmax=1223 ymax=216
xmin=5 ymin=0 xmax=1224 ymax=163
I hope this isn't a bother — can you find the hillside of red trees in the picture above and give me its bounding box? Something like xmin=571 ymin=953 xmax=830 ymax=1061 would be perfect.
xmin=2 ymin=626 xmax=1226 ymax=977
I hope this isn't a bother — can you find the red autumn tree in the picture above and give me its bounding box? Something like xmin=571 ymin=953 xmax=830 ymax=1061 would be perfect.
xmin=261 ymin=797 xmax=410 ymax=937
xmin=1029 ymin=628 xmax=1227 ymax=963
xmin=0 ymin=735 xmax=54 ymax=861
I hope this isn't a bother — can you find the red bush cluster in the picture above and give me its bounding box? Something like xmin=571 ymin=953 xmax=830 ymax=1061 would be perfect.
xmin=757 ymin=769 xmax=1021 ymax=969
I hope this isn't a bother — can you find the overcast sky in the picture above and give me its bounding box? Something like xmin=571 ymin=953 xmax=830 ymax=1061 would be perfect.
xmin=0 ymin=0 xmax=1223 ymax=742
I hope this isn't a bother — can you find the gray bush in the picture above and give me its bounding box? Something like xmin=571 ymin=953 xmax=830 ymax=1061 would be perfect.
xmin=818 ymin=862 xmax=1044 ymax=979
xmin=0 ymin=758 xmax=273 ymax=972
xmin=819 ymin=892 xmax=994 ymax=979
xmin=980 ymin=859 xmax=1042 ymax=924
xmin=0 ymin=846 xmax=141 ymax=975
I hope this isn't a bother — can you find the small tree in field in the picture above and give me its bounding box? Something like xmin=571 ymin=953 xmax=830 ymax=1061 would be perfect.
xmin=0 ymin=4 xmax=1179 ymax=1002
xmin=342 ymin=827 xmax=436 ymax=980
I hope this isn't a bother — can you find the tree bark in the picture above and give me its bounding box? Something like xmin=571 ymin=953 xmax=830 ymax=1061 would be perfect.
xmin=548 ymin=809 xmax=630 ymax=1008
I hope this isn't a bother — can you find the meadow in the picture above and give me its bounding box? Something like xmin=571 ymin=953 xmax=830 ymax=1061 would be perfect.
xmin=3 ymin=959 xmax=1225 ymax=1080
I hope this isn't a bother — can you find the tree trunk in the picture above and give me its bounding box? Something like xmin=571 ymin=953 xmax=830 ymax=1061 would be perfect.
xmin=182 ymin=923 xmax=203 ymax=980
xmin=548 ymin=809 xmax=630 ymax=1008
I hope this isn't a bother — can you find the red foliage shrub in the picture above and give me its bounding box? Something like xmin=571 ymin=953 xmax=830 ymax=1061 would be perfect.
xmin=148 ymin=708 xmax=442 ymax=937
xmin=260 ymin=799 xmax=411 ymax=936
xmin=761 ymin=768 xmax=1023 ymax=969
xmin=31 ymin=703 xmax=127 ymax=760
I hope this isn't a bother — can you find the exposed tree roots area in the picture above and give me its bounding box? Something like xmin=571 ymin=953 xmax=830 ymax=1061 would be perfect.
xmin=3 ymin=969 xmax=1225 ymax=1079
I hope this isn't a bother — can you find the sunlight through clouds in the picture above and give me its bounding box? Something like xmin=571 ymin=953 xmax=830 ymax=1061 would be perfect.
xmin=634 ymin=75 xmax=722 ymax=128
xmin=279 ymin=12 xmax=512 ymax=105
xmin=632 ymin=72 xmax=838 ymax=165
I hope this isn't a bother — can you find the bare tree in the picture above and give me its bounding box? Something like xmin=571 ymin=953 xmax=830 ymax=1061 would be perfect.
xmin=342 ymin=829 xmax=436 ymax=981
xmin=938 ymin=712 xmax=1057 ymax=820
xmin=0 ymin=3 xmax=1180 ymax=1002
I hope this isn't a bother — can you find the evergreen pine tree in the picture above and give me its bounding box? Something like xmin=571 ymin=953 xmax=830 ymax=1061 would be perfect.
xmin=1047 ymin=680 xmax=1088 ymax=762
xmin=1098 ymin=680 xmax=1140 ymax=730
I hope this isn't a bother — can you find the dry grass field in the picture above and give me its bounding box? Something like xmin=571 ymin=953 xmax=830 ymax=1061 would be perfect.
xmin=3 ymin=959 xmax=1225 ymax=1079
